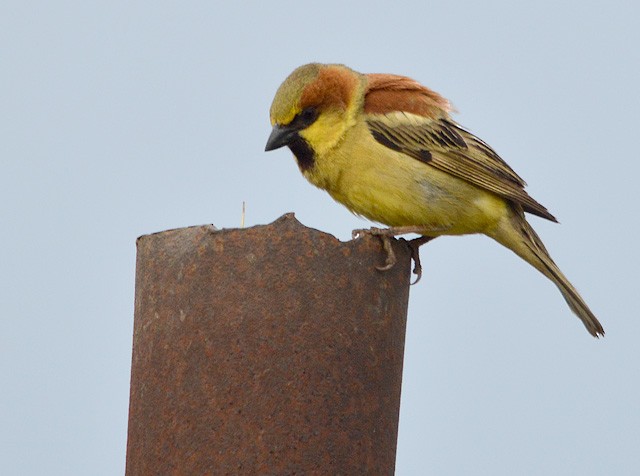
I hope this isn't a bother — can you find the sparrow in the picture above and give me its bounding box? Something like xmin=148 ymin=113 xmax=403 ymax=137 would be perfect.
xmin=265 ymin=63 xmax=603 ymax=337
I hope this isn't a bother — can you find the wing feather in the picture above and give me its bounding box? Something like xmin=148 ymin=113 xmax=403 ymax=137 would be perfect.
xmin=364 ymin=75 xmax=556 ymax=222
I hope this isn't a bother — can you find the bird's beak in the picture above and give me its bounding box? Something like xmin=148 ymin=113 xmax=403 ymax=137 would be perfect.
xmin=265 ymin=124 xmax=297 ymax=151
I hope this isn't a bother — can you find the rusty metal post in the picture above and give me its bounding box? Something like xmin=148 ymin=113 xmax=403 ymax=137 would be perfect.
xmin=126 ymin=213 xmax=412 ymax=475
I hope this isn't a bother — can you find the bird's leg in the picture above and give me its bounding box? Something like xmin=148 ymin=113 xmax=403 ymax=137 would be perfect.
xmin=352 ymin=226 xmax=440 ymax=282
xmin=352 ymin=227 xmax=399 ymax=271
xmin=404 ymin=236 xmax=436 ymax=284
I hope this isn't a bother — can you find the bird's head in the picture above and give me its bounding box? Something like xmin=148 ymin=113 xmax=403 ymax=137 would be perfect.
xmin=265 ymin=63 xmax=366 ymax=168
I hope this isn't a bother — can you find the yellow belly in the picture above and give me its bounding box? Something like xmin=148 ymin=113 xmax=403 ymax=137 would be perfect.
xmin=302 ymin=123 xmax=508 ymax=236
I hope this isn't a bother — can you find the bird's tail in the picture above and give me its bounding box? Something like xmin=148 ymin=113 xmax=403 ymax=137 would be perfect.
xmin=489 ymin=207 xmax=604 ymax=337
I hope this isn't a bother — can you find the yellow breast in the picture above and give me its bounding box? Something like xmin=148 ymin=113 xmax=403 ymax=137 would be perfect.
xmin=302 ymin=121 xmax=508 ymax=236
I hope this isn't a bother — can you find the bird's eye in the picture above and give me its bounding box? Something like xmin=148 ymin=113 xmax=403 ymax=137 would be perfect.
xmin=294 ymin=107 xmax=318 ymax=129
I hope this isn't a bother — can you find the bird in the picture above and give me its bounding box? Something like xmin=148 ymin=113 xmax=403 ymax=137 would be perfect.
xmin=264 ymin=63 xmax=604 ymax=337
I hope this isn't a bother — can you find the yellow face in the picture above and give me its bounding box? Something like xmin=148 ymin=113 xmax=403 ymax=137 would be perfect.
xmin=265 ymin=63 xmax=365 ymax=161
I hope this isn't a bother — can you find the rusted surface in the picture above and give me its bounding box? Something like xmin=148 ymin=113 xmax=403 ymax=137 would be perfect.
xmin=126 ymin=213 xmax=412 ymax=475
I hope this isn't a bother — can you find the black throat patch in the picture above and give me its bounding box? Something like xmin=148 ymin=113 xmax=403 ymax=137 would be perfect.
xmin=288 ymin=135 xmax=316 ymax=172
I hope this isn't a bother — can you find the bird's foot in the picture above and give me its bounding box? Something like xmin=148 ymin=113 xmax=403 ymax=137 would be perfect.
xmin=352 ymin=227 xmax=435 ymax=284
xmin=403 ymin=236 xmax=435 ymax=284
xmin=352 ymin=227 xmax=398 ymax=271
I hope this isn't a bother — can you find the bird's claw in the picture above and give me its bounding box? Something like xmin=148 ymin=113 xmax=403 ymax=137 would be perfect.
xmin=352 ymin=227 xmax=386 ymax=240
xmin=404 ymin=236 xmax=433 ymax=285
xmin=375 ymin=234 xmax=396 ymax=271
xmin=352 ymin=227 xmax=397 ymax=271
xmin=353 ymin=228 xmax=434 ymax=283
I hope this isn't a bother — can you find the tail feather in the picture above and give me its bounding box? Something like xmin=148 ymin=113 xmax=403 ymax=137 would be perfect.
xmin=490 ymin=207 xmax=604 ymax=337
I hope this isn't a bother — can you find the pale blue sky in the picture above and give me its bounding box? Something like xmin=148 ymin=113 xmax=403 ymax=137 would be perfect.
xmin=2 ymin=1 xmax=639 ymax=474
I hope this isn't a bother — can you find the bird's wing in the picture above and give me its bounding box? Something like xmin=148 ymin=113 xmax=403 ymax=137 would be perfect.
xmin=364 ymin=74 xmax=556 ymax=222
